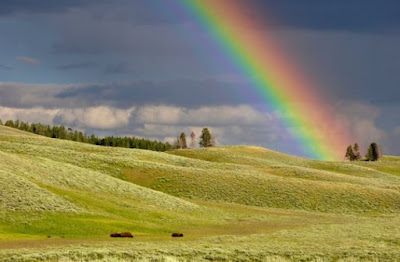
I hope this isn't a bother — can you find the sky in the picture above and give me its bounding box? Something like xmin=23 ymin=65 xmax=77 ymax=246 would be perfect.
xmin=0 ymin=0 xmax=399 ymax=157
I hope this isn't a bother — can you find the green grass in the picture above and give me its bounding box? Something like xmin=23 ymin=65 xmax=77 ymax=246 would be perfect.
xmin=1 ymin=125 xmax=400 ymax=261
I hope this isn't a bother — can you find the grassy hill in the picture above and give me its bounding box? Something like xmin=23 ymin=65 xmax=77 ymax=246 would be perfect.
xmin=1 ymin=125 xmax=400 ymax=261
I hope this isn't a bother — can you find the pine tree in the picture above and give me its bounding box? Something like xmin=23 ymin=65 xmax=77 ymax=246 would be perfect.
xmin=179 ymin=132 xmax=187 ymax=149
xmin=174 ymin=136 xmax=181 ymax=149
xmin=366 ymin=142 xmax=381 ymax=161
xmin=5 ymin=120 xmax=14 ymax=127
xmin=190 ymin=131 xmax=196 ymax=148
xmin=2 ymin=119 xmax=171 ymax=152
xmin=199 ymin=127 xmax=213 ymax=147
xmin=345 ymin=145 xmax=355 ymax=161
xmin=353 ymin=143 xmax=361 ymax=161
xmin=366 ymin=144 xmax=372 ymax=161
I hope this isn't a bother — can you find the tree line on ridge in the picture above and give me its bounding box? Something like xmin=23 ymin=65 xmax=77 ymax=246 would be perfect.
xmin=0 ymin=119 xmax=172 ymax=152
xmin=345 ymin=142 xmax=382 ymax=161
xmin=0 ymin=119 xmax=217 ymax=152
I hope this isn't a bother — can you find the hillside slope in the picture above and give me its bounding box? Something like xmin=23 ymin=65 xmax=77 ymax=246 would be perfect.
xmin=1 ymin=125 xmax=400 ymax=261
xmin=0 ymin=125 xmax=202 ymax=238
xmin=141 ymin=146 xmax=400 ymax=213
xmin=1 ymin=125 xmax=400 ymax=216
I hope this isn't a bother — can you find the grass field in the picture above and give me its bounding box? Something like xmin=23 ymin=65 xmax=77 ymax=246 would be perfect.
xmin=1 ymin=125 xmax=400 ymax=261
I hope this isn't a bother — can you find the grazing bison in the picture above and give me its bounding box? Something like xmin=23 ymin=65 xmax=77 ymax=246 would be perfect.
xmin=171 ymin=233 xmax=184 ymax=237
xmin=110 ymin=232 xmax=134 ymax=238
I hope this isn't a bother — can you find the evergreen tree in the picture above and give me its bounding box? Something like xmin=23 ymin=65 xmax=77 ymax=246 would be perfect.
xmin=1 ymin=119 xmax=171 ymax=152
xmin=366 ymin=145 xmax=372 ymax=161
xmin=366 ymin=142 xmax=381 ymax=161
xmin=174 ymin=136 xmax=181 ymax=149
xmin=353 ymin=143 xmax=361 ymax=161
xmin=199 ymin=127 xmax=213 ymax=147
xmin=345 ymin=145 xmax=355 ymax=161
xmin=0 ymin=119 xmax=2 ymax=125
xmin=5 ymin=120 xmax=14 ymax=127
xmin=179 ymin=132 xmax=187 ymax=149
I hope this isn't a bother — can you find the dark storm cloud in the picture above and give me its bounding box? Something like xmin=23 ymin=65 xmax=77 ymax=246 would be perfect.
xmin=104 ymin=63 xmax=135 ymax=75
xmin=1 ymin=1 xmax=399 ymax=156
xmin=0 ymin=0 xmax=100 ymax=15
xmin=0 ymin=65 xmax=13 ymax=71
xmin=254 ymin=0 xmax=400 ymax=32
xmin=0 ymin=80 xmax=262 ymax=109
xmin=0 ymin=0 xmax=182 ymax=26
xmin=269 ymin=29 xmax=400 ymax=106
xmin=50 ymin=20 xmax=197 ymax=55
xmin=55 ymin=62 xmax=98 ymax=71
xmin=2 ymin=0 xmax=400 ymax=32
xmin=54 ymin=80 xmax=262 ymax=108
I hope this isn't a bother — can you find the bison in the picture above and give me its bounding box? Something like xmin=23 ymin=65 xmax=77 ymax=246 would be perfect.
xmin=171 ymin=233 xmax=184 ymax=237
xmin=110 ymin=232 xmax=134 ymax=238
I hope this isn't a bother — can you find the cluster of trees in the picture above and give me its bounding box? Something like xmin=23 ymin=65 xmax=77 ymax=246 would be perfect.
xmin=0 ymin=119 xmax=172 ymax=152
xmin=4 ymin=118 xmax=384 ymax=161
xmin=345 ymin=142 xmax=381 ymax=161
xmin=175 ymin=128 xmax=216 ymax=149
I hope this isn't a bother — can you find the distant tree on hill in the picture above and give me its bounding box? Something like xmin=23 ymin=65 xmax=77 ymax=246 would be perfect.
xmin=0 ymin=119 xmax=2 ymax=125
xmin=366 ymin=142 xmax=381 ymax=161
xmin=174 ymin=136 xmax=181 ymax=149
xmin=353 ymin=143 xmax=361 ymax=161
xmin=345 ymin=143 xmax=363 ymax=161
xmin=5 ymin=120 xmax=15 ymax=128
xmin=1 ymin=119 xmax=172 ymax=152
xmin=345 ymin=145 xmax=355 ymax=161
xmin=190 ymin=131 xmax=196 ymax=148
xmin=179 ymin=132 xmax=187 ymax=149
xmin=199 ymin=127 xmax=213 ymax=147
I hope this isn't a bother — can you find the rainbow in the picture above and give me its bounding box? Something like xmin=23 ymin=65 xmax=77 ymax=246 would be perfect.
xmin=178 ymin=0 xmax=351 ymax=160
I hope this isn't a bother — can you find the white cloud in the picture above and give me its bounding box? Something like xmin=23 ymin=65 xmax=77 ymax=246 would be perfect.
xmin=0 ymin=104 xmax=281 ymax=148
xmin=0 ymin=106 xmax=135 ymax=130
xmin=0 ymin=106 xmax=58 ymax=124
xmin=0 ymin=104 xmax=275 ymax=134
xmin=135 ymin=105 xmax=272 ymax=126
xmin=2 ymin=102 xmax=392 ymax=156
xmin=56 ymin=106 xmax=135 ymax=129
xmin=129 ymin=105 xmax=283 ymax=146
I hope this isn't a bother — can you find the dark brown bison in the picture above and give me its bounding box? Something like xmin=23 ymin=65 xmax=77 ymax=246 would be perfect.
xmin=110 ymin=232 xmax=134 ymax=238
xmin=171 ymin=233 xmax=184 ymax=237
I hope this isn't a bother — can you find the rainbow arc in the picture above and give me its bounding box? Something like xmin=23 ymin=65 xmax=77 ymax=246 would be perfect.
xmin=179 ymin=0 xmax=351 ymax=160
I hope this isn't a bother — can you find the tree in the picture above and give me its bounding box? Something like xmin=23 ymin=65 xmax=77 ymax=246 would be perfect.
xmin=0 ymin=119 xmax=2 ymax=125
xmin=345 ymin=145 xmax=355 ymax=161
xmin=5 ymin=120 xmax=15 ymax=128
xmin=1 ymin=119 xmax=172 ymax=152
xmin=174 ymin=136 xmax=181 ymax=149
xmin=366 ymin=142 xmax=381 ymax=161
xmin=179 ymin=132 xmax=187 ymax=149
xmin=353 ymin=143 xmax=361 ymax=161
xmin=199 ymin=127 xmax=213 ymax=147
xmin=190 ymin=131 xmax=196 ymax=148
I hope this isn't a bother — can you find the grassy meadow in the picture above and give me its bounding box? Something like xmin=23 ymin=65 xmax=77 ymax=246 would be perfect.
xmin=0 ymin=125 xmax=400 ymax=261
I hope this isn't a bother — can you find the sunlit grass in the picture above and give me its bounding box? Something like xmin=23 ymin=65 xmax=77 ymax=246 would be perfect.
xmin=1 ymin=125 xmax=400 ymax=261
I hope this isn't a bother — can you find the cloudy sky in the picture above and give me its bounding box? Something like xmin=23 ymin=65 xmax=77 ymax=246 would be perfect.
xmin=0 ymin=0 xmax=399 ymax=157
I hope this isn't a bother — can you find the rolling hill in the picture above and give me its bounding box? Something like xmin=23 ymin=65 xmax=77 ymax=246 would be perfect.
xmin=1 ymin=125 xmax=400 ymax=261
